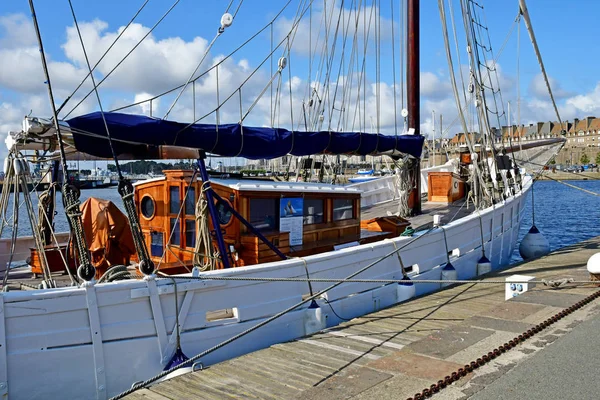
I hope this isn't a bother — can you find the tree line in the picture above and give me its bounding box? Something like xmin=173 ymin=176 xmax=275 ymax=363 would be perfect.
xmin=107 ymin=160 xmax=194 ymax=175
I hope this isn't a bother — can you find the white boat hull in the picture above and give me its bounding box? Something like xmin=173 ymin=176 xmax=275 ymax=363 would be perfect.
xmin=0 ymin=177 xmax=532 ymax=399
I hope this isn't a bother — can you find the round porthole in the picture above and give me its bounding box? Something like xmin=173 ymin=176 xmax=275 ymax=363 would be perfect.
xmin=216 ymin=201 xmax=233 ymax=226
xmin=141 ymin=195 xmax=155 ymax=219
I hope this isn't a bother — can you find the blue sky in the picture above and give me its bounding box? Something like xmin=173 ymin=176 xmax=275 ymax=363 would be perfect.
xmin=1 ymin=0 xmax=590 ymax=87
xmin=1 ymin=0 xmax=599 ymax=161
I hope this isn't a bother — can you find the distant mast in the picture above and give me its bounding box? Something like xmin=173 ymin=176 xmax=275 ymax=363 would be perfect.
xmin=407 ymin=0 xmax=421 ymax=215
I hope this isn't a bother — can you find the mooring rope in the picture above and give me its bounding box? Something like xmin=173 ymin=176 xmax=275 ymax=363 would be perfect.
xmin=147 ymin=274 xmax=588 ymax=287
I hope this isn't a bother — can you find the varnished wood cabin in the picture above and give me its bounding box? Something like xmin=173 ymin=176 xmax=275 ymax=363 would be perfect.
xmin=134 ymin=170 xmax=405 ymax=271
xmin=427 ymin=172 xmax=465 ymax=203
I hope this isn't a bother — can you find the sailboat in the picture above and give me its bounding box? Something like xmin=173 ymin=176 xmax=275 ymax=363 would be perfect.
xmin=0 ymin=0 xmax=565 ymax=398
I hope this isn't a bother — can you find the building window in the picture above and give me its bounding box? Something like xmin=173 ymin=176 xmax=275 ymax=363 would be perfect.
xmin=169 ymin=186 xmax=180 ymax=215
xmin=333 ymin=198 xmax=354 ymax=221
xmin=169 ymin=218 xmax=181 ymax=246
xmin=303 ymin=198 xmax=324 ymax=225
xmin=249 ymin=198 xmax=279 ymax=231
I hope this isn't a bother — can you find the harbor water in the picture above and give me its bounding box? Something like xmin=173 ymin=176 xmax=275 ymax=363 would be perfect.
xmin=2 ymin=180 xmax=598 ymax=265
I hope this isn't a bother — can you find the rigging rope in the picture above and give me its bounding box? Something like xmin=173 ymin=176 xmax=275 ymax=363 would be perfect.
xmin=541 ymin=174 xmax=600 ymax=197
xmin=518 ymin=0 xmax=564 ymax=130
xmin=193 ymin=181 xmax=217 ymax=271
xmin=438 ymin=0 xmax=488 ymax=207
xmin=130 ymin=275 xmax=589 ymax=287
xmin=14 ymin=158 xmax=54 ymax=287
xmin=28 ymin=0 xmax=95 ymax=282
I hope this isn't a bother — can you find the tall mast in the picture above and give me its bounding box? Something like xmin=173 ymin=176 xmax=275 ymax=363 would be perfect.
xmin=407 ymin=0 xmax=421 ymax=214
xmin=432 ymin=110 xmax=436 ymax=167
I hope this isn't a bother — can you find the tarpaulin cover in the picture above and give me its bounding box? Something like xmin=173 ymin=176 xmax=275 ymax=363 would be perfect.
xmin=67 ymin=112 xmax=425 ymax=160
xmin=80 ymin=197 xmax=136 ymax=277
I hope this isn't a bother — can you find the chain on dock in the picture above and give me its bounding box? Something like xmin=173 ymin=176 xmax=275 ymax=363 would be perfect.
xmin=407 ymin=289 xmax=600 ymax=400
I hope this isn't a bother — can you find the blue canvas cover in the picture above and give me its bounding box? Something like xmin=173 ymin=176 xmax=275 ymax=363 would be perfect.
xmin=67 ymin=112 xmax=424 ymax=160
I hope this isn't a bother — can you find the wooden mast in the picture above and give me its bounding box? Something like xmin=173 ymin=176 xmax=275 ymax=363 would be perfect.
xmin=407 ymin=0 xmax=421 ymax=214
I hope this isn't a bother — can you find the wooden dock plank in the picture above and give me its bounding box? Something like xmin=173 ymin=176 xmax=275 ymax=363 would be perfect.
xmin=132 ymin=236 xmax=600 ymax=400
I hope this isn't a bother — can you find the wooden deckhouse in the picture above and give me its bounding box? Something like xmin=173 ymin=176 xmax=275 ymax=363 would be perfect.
xmin=134 ymin=170 xmax=402 ymax=271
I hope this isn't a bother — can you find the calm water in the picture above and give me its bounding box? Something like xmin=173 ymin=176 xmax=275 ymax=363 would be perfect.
xmin=3 ymin=181 xmax=600 ymax=266
xmin=0 ymin=187 xmax=123 ymax=239
xmin=511 ymin=180 xmax=600 ymax=262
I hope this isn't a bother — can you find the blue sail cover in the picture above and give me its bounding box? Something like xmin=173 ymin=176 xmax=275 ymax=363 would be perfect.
xmin=67 ymin=112 xmax=424 ymax=160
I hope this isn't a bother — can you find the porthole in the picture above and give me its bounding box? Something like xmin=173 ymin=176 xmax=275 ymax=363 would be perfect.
xmin=216 ymin=201 xmax=233 ymax=226
xmin=141 ymin=195 xmax=155 ymax=219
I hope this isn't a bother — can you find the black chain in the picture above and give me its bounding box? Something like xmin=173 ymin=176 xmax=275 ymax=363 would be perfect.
xmin=118 ymin=179 xmax=155 ymax=275
xmin=407 ymin=290 xmax=600 ymax=399
xmin=62 ymin=183 xmax=95 ymax=281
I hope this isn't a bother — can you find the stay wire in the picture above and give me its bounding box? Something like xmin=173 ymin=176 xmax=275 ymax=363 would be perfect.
xmin=163 ymin=0 xmax=244 ymax=119
xmin=110 ymin=0 xmax=295 ymax=114
xmin=28 ymin=0 xmax=69 ymax=176
xmin=56 ymin=0 xmax=151 ymax=117
xmin=64 ymin=0 xmax=181 ymax=119
xmin=67 ymin=0 xmax=122 ymax=175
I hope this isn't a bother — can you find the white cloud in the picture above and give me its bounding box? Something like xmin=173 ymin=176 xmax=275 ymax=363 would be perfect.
xmin=565 ymin=83 xmax=600 ymax=115
xmin=420 ymin=71 xmax=451 ymax=100
xmin=61 ymin=20 xmax=210 ymax=94
xmin=529 ymin=73 xmax=572 ymax=100
xmin=0 ymin=14 xmax=36 ymax=49
xmin=133 ymin=92 xmax=158 ymax=116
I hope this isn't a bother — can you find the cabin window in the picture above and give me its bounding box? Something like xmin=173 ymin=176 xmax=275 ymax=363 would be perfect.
xmin=169 ymin=218 xmax=181 ymax=246
xmin=303 ymin=198 xmax=324 ymax=224
xmin=185 ymin=186 xmax=195 ymax=216
xmin=150 ymin=231 xmax=164 ymax=257
xmin=333 ymin=198 xmax=354 ymax=221
xmin=140 ymin=195 xmax=155 ymax=219
xmin=249 ymin=198 xmax=279 ymax=231
xmin=169 ymin=186 xmax=181 ymax=215
xmin=185 ymin=219 xmax=196 ymax=248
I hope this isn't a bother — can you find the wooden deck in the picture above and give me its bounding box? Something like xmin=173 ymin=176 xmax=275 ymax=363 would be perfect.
xmin=363 ymin=196 xmax=472 ymax=231
xmin=125 ymin=236 xmax=600 ymax=400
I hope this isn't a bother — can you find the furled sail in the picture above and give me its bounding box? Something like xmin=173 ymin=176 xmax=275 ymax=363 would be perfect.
xmin=66 ymin=112 xmax=424 ymax=160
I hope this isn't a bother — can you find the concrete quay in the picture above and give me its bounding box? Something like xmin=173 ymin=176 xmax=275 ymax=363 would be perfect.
xmin=126 ymin=237 xmax=600 ymax=400
xmin=538 ymin=170 xmax=600 ymax=180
